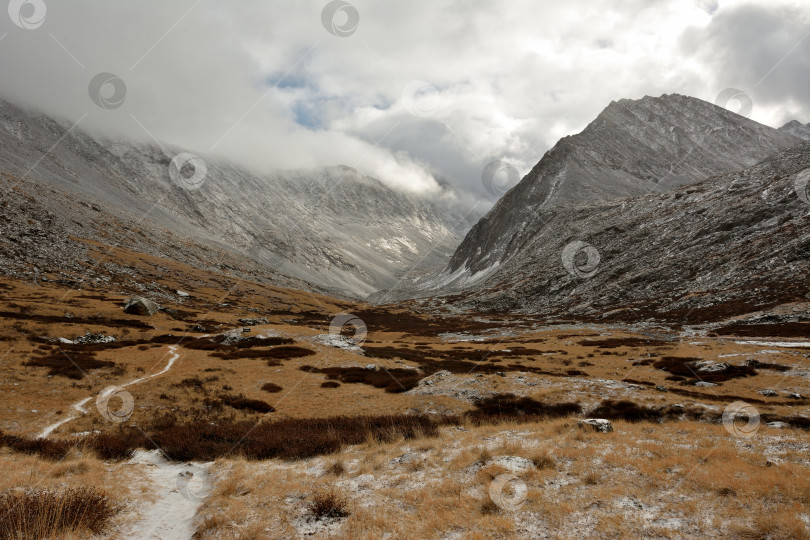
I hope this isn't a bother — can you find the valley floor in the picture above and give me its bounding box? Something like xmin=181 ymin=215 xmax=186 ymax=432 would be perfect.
xmin=0 ymin=244 xmax=809 ymax=539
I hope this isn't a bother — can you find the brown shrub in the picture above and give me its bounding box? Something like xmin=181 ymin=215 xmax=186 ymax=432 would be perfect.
xmin=467 ymin=394 xmax=581 ymax=424
xmin=218 ymin=394 xmax=275 ymax=413
xmin=260 ymin=382 xmax=283 ymax=393
xmin=23 ymin=349 xmax=116 ymax=380
xmin=0 ymin=486 xmax=119 ymax=539
xmin=307 ymin=366 xmax=422 ymax=393
xmin=0 ymin=433 xmax=73 ymax=461
xmin=307 ymin=489 xmax=349 ymax=520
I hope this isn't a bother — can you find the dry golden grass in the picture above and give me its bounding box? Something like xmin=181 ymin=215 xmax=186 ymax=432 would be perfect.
xmin=190 ymin=418 xmax=810 ymax=538
xmin=2 ymin=252 xmax=810 ymax=538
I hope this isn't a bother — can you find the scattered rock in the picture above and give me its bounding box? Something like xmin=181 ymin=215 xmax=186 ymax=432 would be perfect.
xmin=176 ymin=290 xmax=190 ymax=298
xmin=694 ymin=381 xmax=717 ymax=387
xmin=578 ymin=419 xmax=614 ymax=433
xmin=655 ymin=385 xmax=668 ymax=392
xmin=767 ymin=421 xmax=788 ymax=429
xmin=389 ymin=453 xmax=422 ymax=466
xmin=123 ymin=296 xmax=159 ymax=316
xmin=189 ymin=324 xmax=206 ymax=332
xmin=312 ymin=334 xmax=363 ymax=353
xmin=242 ymin=328 xmax=251 ymax=333
xmin=490 ymin=455 xmax=534 ymax=473
xmin=789 ymin=393 xmax=803 ymax=400
xmin=73 ymin=332 xmax=116 ymax=344
xmin=759 ymin=389 xmax=778 ymax=397
xmin=365 ymin=364 xmax=377 ymax=371
xmin=694 ymin=361 xmax=730 ymax=373
xmin=238 ymin=317 xmax=269 ymax=326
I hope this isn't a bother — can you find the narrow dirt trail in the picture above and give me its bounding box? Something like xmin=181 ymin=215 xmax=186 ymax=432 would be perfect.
xmin=36 ymin=345 xmax=180 ymax=439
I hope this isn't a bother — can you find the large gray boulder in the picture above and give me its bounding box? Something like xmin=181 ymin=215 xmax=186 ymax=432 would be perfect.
xmin=123 ymin=296 xmax=159 ymax=316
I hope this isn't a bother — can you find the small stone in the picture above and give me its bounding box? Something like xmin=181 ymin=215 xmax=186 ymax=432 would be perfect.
xmin=365 ymin=364 xmax=377 ymax=371
xmin=655 ymin=385 xmax=668 ymax=392
xmin=759 ymin=389 xmax=778 ymax=397
xmin=694 ymin=381 xmax=717 ymax=387
xmin=238 ymin=317 xmax=269 ymax=326
xmin=789 ymin=393 xmax=802 ymax=399
xmin=73 ymin=332 xmax=116 ymax=344
xmin=176 ymin=290 xmax=190 ymax=298
xmin=578 ymin=419 xmax=614 ymax=433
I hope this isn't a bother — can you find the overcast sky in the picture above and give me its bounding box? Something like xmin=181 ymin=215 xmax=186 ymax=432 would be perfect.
xmin=1 ymin=0 xmax=808 ymax=208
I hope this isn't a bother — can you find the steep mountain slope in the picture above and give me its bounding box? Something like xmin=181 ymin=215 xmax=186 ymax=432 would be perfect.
xmin=441 ymin=94 xmax=801 ymax=281
xmin=413 ymin=140 xmax=810 ymax=324
xmin=780 ymin=120 xmax=810 ymax=140
xmin=0 ymin=101 xmax=471 ymax=298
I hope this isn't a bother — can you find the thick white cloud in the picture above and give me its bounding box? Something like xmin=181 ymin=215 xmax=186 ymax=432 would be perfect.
xmin=0 ymin=0 xmax=807 ymax=209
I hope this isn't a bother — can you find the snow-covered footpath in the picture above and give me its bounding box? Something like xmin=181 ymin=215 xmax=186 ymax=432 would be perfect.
xmin=35 ymin=346 xmax=213 ymax=539
xmin=36 ymin=345 xmax=180 ymax=438
xmin=121 ymin=450 xmax=213 ymax=540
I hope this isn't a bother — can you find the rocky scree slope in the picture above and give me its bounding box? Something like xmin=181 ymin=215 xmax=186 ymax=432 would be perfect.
xmin=414 ymin=140 xmax=810 ymax=323
xmin=0 ymin=100 xmax=470 ymax=298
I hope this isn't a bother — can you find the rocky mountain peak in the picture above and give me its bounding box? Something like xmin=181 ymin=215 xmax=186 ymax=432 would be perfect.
xmin=438 ymin=93 xmax=801 ymax=280
xmin=780 ymin=119 xmax=810 ymax=140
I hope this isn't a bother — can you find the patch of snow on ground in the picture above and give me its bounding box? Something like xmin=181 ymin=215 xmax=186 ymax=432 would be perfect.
xmin=122 ymin=450 xmax=213 ymax=540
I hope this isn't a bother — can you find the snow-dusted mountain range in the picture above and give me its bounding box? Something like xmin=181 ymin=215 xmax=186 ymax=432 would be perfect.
xmin=2 ymin=93 xmax=808 ymax=325
xmin=0 ymin=101 xmax=474 ymax=298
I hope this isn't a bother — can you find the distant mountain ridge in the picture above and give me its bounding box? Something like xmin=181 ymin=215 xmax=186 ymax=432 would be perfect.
xmin=0 ymin=100 xmax=472 ymax=298
xmin=780 ymin=120 xmax=810 ymax=140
